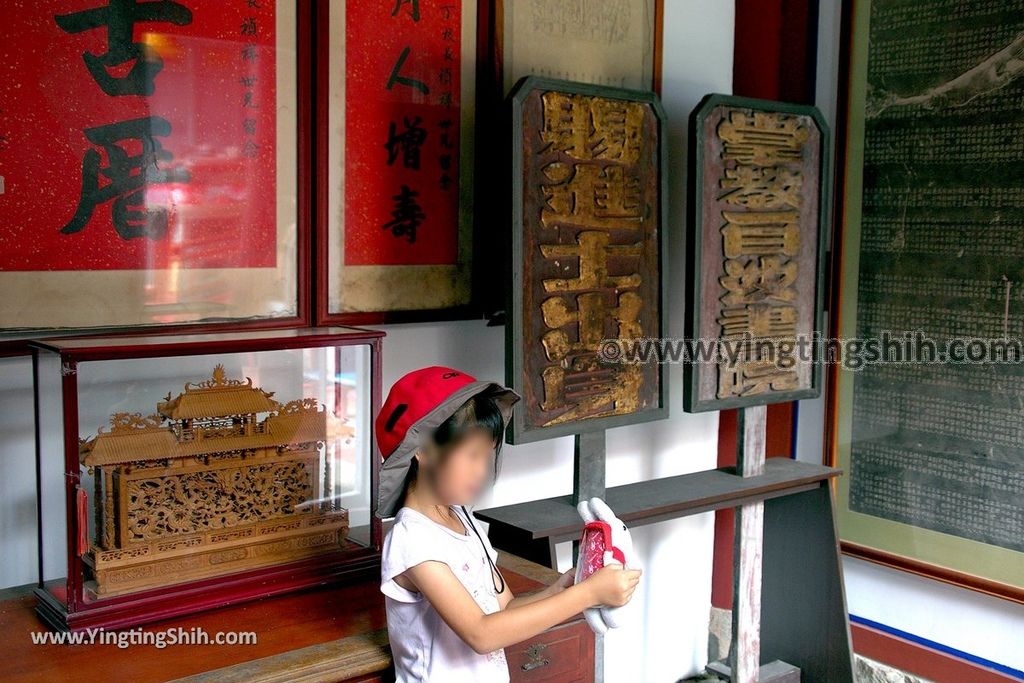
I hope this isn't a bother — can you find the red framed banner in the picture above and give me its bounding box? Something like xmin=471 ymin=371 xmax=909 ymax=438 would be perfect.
xmin=317 ymin=0 xmax=477 ymax=323
xmin=0 ymin=0 xmax=310 ymax=335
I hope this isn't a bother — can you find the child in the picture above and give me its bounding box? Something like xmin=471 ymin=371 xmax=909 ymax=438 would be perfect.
xmin=376 ymin=366 xmax=642 ymax=683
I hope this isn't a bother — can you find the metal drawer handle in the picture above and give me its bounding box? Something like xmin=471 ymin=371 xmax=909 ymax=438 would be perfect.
xmin=521 ymin=643 xmax=550 ymax=671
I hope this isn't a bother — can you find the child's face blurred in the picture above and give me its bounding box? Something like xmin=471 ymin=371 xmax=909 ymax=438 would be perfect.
xmin=423 ymin=428 xmax=497 ymax=506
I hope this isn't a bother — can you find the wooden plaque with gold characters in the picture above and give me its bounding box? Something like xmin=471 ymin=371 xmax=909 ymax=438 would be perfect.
xmin=684 ymin=94 xmax=830 ymax=413
xmin=507 ymin=76 xmax=668 ymax=444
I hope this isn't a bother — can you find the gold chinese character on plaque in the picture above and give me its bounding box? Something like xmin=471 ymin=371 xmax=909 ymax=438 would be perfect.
xmin=509 ymin=77 xmax=666 ymax=442
xmin=685 ymin=94 xmax=828 ymax=412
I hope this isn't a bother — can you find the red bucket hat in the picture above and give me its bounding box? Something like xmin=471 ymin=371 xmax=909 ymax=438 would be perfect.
xmin=375 ymin=366 xmax=520 ymax=518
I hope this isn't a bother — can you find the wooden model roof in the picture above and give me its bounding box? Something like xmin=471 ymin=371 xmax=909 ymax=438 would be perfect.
xmin=157 ymin=364 xmax=279 ymax=420
xmin=80 ymin=367 xmax=328 ymax=467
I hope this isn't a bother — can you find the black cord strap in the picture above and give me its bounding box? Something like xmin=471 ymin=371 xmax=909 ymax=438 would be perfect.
xmin=460 ymin=505 xmax=506 ymax=595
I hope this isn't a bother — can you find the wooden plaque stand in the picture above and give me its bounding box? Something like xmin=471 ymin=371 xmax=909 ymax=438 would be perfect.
xmin=478 ymin=417 xmax=855 ymax=682
xmin=572 ymin=430 xmax=607 ymax=683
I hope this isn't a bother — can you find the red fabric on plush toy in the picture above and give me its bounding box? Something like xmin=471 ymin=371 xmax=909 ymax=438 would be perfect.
xmin=574 ymin=497 xmax=640 ymax=634
xmin=578 ymin=520 xmax=626 ymax=582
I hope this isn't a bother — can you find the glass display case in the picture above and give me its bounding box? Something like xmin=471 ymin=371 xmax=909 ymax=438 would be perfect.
xmin=30 ymin=327 xmax=383 ymax=632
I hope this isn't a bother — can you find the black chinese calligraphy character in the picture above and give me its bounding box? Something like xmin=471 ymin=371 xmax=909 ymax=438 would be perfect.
xmin=438 ymin=119 xmax=454 ymax=149
xmin=243 ymin=118 xmax=257 ymax=135
xmin=438 ymin=118 xmax=454 ymax=191
xmin=55 ymin=0 xmax=192 ymax=96
xmin=243 ymin=91 xmax=258 ymax=108
xmin=391 ymin=0 xmax=420 ymax=21
xmin=247 ymin=0 xmax=262 ymax=8
xmin=383 ymin=185 xmax=425 ymax=243
xmin=386 ymin=46 xmax=429 ymax=94
xmin=241 ymin=44 xmax=259 ymax=61
xmin=239 ymin=75 xmax=258 ymax=87
xmin=384 ymin=117 xmax=427 ymax=169
xmin=61 ymin=116 xmax=190 ymax=240
xmin=242 ymin=140 xmax=259 ymax=158
xmin=240 ymin=16 xmax=257 ymax=35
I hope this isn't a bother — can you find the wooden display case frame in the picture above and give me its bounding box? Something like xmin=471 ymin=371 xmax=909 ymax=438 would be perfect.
xmin=30 ymin=327 xmax=384 ymax=632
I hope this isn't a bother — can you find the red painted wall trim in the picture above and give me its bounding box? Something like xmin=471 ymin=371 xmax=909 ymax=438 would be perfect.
xmin=711 ymin=409 xmax=737 ymax=609
xmin=852 ymin=623 xmax=1019 ymax=683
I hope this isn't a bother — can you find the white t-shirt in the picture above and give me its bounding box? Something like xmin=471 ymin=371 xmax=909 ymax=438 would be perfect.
xmin=381 ymin=505 xmax=510 ymax=683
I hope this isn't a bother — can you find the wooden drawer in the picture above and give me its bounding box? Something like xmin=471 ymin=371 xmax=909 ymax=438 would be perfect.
xmin=507 ymin=619 xmax=595 ymax=683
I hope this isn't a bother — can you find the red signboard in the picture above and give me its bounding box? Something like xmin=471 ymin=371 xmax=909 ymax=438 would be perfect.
xmin=344 ymin=0 xmax=460 ymax=266
xmin=0 ymin=0 xmax=278 ymax=271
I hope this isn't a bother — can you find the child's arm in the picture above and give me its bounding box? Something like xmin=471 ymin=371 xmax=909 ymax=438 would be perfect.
xmin=500 ymin=568 xmax=575 ymax=611
xmin=402 ymin=561 xmax=640 ymax=655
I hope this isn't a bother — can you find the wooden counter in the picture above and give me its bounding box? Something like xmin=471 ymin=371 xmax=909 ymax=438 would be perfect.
xmin=0 ymin=553 xmax=594 ymax=683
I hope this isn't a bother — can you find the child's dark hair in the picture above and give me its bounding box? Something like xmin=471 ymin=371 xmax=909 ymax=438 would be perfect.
xmin=403 ymin=385 xmax=507 ymax=493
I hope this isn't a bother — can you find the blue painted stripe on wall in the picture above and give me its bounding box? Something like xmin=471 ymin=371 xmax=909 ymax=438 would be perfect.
xmin=850 ymin=614 xmax=1024 ymax=680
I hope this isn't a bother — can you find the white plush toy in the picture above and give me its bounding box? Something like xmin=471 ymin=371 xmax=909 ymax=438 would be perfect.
xmin=574 ymin=497 xmax=641 ymax=634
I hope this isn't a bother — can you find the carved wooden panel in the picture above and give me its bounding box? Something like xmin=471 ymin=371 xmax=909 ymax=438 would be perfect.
xmin=124 ymin=460 xmax=315 ymax=542
xmin=685 ymin=94 xmax=829 ymax=413
xmin=507 ymin=76 xmax=668 ymax=444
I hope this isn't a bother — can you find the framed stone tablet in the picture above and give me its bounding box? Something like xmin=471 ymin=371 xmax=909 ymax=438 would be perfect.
xmin=829 ymin=0 xmax=1024 ymax=601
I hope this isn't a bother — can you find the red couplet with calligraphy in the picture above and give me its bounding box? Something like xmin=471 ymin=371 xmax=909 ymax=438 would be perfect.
xmin=0 ymin=0 xmax=278 ymax=271
xmin=344 ymin=0 xmax=460 ymax=266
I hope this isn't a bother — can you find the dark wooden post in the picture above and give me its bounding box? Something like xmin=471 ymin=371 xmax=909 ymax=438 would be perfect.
xmin=729 ymin=405 xmax=767 ymax=682
xmin=573 ymin=430 xmax=606 ymax=683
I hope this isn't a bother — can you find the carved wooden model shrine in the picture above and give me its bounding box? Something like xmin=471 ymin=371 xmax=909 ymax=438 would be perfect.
xmin=79 ymin=365 xmax=350 ymax=597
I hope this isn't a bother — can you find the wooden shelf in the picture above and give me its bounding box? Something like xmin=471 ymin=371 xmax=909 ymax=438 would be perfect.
xmin=476 ymin=458 xmax=841 ymax=565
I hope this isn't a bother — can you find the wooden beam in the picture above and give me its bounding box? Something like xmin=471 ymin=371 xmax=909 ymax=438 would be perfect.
xmin=569 ymin=432 xmax=606 ymax=683
xmin=573 ymin=431 xmax=606 ymax=505
xmin=572 ymin=430 xmax=607 ymax=683
xmin=730 ymin=405 xmax=767 ymax=683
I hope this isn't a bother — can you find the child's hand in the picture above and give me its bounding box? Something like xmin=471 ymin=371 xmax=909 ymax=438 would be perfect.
xmin=582 ymin=564 xmax=642 ymax=607
xmin=549 ymin=568 xmax=576 ymax=595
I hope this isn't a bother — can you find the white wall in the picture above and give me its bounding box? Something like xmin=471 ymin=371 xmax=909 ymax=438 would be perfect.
xmin=0 ymin=2 xmax=735 ymax=681
xmin=0 ymin=356 xmax=36 ymax=590
xmin=379 ymin=7 xmax=736 ymax=682
xmin=805 ymin=0 xmax=1024 ymax=674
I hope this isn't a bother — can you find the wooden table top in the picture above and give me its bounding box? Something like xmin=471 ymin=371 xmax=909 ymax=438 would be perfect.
xmin=0 ymin=553 xmax=555 ymax=683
